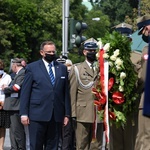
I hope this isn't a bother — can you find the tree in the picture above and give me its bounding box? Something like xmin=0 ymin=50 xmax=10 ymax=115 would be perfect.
xmin=125 ymin=0 xmax=150 ymax=31
xmin=70 ymin=0 xmax=88 ymax=20
xmin=0 ymin=0 xmax=63 ymax=65
xmin=99 ymin=0 xmax=133 ymax=27
xmin=84 ymin=9 xmax=110 ymax=39
xmin=139 ymin=0 xmax=150 ymax=15
xmin=0 ymin=0 xmax=41 ymax=65
xmin=0 ymin=13 xmax=15 ymax=71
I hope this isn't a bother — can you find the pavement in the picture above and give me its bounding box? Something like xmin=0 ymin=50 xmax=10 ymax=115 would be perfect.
xmin=4 ymin=129 xmax=11 ymax=150
xmin=3 ymin=129 xmax=106 ymax=150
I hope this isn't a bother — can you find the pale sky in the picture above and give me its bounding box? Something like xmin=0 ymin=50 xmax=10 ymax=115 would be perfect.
xmin=82 ymin=1 xmax=92 ymax=10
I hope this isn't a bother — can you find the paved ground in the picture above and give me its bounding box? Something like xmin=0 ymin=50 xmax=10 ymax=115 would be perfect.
xmin=3 ymin=129 xmax=106 ymax=150
xmin=4 ymin=129 xmax=11 ymax=150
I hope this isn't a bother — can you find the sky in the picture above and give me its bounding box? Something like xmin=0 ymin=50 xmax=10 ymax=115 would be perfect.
xmin=82 ymin=0 xmax=92 ymax=10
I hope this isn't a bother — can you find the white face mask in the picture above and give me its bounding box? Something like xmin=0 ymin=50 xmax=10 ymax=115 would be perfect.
xmin=0 ymin=70 xmax=4 ymax=75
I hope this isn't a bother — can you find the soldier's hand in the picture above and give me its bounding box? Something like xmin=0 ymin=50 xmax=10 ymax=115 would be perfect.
xmin=71 ymin=117 xmax=77 ymax=129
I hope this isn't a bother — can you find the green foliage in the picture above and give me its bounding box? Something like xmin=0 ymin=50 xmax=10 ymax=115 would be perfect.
xmin=140 ymin=0 xmax=150 ymax=15
xmin=124 ymin=0 xmax=150 ymax=31
xmin=99 ymin=0 xmax=133 ymax=27
xmin=84 ymin=9 xmax=110 ymax=39
xmin=0 ymin=0 xmax=41 ymax=64
xmin=70 ymin=0 xmax=88 ymax=20
xmin=0 ymin=0 xmax=89 ymax=68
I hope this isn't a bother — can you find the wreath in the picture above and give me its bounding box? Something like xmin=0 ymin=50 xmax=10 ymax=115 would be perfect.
xmin=92 ymin=31 xmax=139 ymax=127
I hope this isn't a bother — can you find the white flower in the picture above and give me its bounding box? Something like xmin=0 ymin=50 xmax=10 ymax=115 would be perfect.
xmin=109 ymin=61 xmax=113 ymax=67
xmin=110 ymin=55 xmax=117 ymax=61
xmin=115 ymin=79 xmax=119 ymax=84
xmin=120 ymin=72 xmax=126 ymax=79
xmin=97 ymin=40 xmax=103 ymax=49
xmin=119 ymin=85 xmax=124 ymax=92
xmin=103 ymin=43 xmax=110 ymax=52
xmin=116 ymin=65 xmax=122 ymax=70
xmin=113 ymin=49 xmax=120 ymax=57
xmin=115 ymin=58 xmax=123 ymax=66
xmin=103 ymin=53 xmax=109 ymax=59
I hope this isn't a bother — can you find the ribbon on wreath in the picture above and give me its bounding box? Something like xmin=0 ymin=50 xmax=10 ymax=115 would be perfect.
xmin=92 ymin=105 xmax=97 ymax=142
xmin=99 ymin=48 xmax=110 ymax=144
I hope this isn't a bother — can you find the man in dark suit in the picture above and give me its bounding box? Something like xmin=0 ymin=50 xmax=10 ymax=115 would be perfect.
xmin=20 ymin=41 xmax=71 ymax=150
xmin=2 ymin=58 xmax=26 ymax=150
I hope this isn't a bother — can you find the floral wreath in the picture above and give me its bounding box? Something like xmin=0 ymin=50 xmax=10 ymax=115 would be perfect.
xmin=92 ymin=31 xmax=139 ymax=127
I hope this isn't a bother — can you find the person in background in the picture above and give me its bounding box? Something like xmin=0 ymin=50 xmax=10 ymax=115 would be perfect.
xmin=10 ymin=58 xmax=27 ymax=80
xmin=20 ymin=41 xmax=71 ymax=150
xmin=57 ymin=56 xmax=75 ymax=150
xmin=69 ymin=38 xmax=104 ymax=150
xmin=20 ymin=58 xmax=30 ymax=150
xmin=2 ymin=58 xmax=26 ymax=150
xmin=20 ymin=58 xmax=27 ymax=68
xmin=0 ymin=59 xmax=12 ymax=150
xmin=65 ymin=59 xmax=73 ymax=73
xmin=134 ymin=14 xmax=150 ymax=150
xmin=62 ymin=58 xmax=75 ymax=150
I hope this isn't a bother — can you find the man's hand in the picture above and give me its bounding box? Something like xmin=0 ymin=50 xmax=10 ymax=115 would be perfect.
xmin=63 ymin=116 xmax=69 ymax=126
xmin=21 ymin=116 xmax=30 ymax=126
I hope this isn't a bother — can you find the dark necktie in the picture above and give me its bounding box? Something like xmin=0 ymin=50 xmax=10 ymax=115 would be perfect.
xmin=48 ymin=63 xmax=55 ymax=85
xmin=143 ymin=38 xmax=150 ymax=116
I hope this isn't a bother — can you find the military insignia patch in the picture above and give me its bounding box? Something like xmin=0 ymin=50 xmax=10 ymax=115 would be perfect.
xmin=143 ymin=54 xmax=148 ymax=60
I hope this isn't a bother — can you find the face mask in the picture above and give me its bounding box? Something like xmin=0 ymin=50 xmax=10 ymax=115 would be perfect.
xmin=142 ymin=34 xmax=150 ymax=43
xmin=0 ymin=70 xmax=4 ymax=75
xmin=44 ymin=54 xmax=56 ymax=63
xmin=86 ymin=52 xmax=96 ymax=62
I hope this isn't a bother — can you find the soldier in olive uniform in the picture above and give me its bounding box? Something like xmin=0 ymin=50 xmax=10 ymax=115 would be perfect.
xmin=134 ymin=14 xmax=150 ymax=150
xmin=134 ymin=45 xmax=148 ymax=150
xmin=110 ymin=23 xmax=139 ymax=150
xmin=69 ymin=38 xmax=104 ymax=150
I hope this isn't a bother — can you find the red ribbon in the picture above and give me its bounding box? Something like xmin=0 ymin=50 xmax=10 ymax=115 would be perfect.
xmin=99 ymin=49 xmax=105 ymax=94
xmin=92 ymin=105 xmax=97 ymax=141
xmin=99 ymin=49 xmax=110 ymax=143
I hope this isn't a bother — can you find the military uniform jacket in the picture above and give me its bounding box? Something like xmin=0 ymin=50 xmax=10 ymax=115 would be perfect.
xmin=69 ymin=61 xmax=98 ymax=123
xmin=137 ymin=46 xmax=148 ymax=109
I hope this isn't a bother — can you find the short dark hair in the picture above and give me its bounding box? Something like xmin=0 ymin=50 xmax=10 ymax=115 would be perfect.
xmin=40 ymin=41 xmax=56 ymax=50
